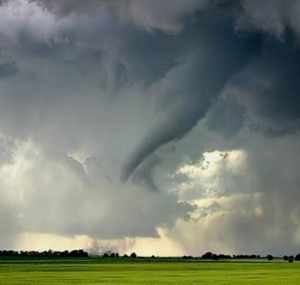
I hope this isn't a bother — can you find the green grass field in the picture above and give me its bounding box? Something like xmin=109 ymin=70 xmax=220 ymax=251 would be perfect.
xmin=0 ymin=258 xmax=300 ymax=284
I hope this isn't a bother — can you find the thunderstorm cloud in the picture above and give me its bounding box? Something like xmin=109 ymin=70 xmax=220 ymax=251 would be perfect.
xmin=0 ymin=0 xmax=300 ymax=256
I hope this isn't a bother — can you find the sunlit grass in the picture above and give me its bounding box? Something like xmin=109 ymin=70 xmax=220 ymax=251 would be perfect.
xmin=0 ymin=258 xmax=299 ymax=284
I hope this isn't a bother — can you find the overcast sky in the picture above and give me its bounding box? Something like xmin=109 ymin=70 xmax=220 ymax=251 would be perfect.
xmin=1 ymin=0 xmax=300 ymax=256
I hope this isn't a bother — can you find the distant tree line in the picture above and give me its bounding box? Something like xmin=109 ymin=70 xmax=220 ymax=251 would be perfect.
xmin=183 ymin=252 xmax=300 ymax=262
xmin=182 ymin=252 xmax=262 ymax=261
xmin=0 ymin=249 xmax=88 ymax=258
xmin=102 ymin=251 xmax=137 ymax=258
xmin=1 ymin=249 xmax=300 ymax=262
xmin=283 ymin=255 xmax=300 ymax=263
xmin=0 ymin=249 xmax=139 ymax=259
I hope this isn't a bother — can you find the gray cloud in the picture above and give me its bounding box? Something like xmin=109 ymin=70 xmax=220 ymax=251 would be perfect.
xmin=121 ymin=9 xmax=261 ymax=181
xmin=0 ymin=61 xmax=18 ymax=78
xmin=0 ymin=0 xmax=300 ymax=254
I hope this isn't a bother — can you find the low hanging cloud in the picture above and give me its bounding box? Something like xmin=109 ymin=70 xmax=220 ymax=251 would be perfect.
xmin=0 ymin=0 xmax=300 ymax=254
xmin=168 ymin=132 xmax=300 ymax=256
xmin=0 ymin=138 xmax=194 ymax=248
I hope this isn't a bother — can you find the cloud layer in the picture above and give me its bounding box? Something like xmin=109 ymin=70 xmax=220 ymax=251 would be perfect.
xmin=0 ymin=0 xmax=300 ymax=255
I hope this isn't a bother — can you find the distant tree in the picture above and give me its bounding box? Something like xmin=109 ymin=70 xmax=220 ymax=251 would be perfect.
xmin=201 ymin=252 xmax=213 ymax=259
xmin=108 ymin=252 xmax=119 ymax=258
xmin=289 ymin=256 xmax=294 ymax=263
xmin=218 ymin=254 xmax=232 ymax=260
xmin=295 ymin=254 xmax=300 ymax=261
xmin=130 ymin=252 xmax=137 ymax=258
xmin=212 ymin=254 xmax=219 ymax=261
xmin=283 ymin=256 xmax=289 ymax=261
xmin=267 ymin=255 xmax=273 ymax=261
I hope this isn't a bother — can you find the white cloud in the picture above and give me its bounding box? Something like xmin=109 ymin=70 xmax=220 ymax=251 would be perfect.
xmin=0 ymin=0 xmax=62 ymax=46
xmin=175 ymin=150 xmax=248 ymax=200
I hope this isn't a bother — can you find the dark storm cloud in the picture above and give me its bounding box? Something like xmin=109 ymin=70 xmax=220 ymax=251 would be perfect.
xmin=117 ymin=0 xmax=300 ymax=180
xmin=131 ymin=154 xmax=161 ymax=192
xmin=2 ymin=0 xmax=299 ymax=181
xmin=0 ymin=0 xmax=198 ymax=246
xmin=229 ymin=35 xmax=300 ymax=135
xmin=121 ymin=8 xmax=262 ymax=181
xmin=1 ymin=0 xmax=300 ymax=253
xmin=0 ymin=61 xmax=18 ymax=78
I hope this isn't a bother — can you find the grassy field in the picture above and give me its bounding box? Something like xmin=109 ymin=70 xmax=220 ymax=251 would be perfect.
xmin=0 ymin=258 xmax=300 ymax=284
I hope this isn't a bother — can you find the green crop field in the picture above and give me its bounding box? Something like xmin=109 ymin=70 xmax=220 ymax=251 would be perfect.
xmin=0 ymin=258 xmax=300 ymax=285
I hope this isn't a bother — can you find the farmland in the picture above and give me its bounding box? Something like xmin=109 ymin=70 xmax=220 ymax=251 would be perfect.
xmin=0 ymin=258 xmax=300 ymax=284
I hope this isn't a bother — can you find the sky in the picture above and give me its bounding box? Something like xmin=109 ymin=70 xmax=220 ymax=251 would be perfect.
xmin=1 ymin=0 xmax=300 ymax=256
